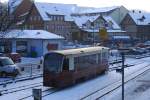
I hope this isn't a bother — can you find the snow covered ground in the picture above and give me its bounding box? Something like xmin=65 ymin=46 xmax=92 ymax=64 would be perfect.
xmin=100 ymin=69 xmax=150 ymax=100
xmin=41 ymin=57 xmax=150 ymax=100
xmin=0 ymin=56 xmax=150 ymax=100
xmin=17 ymin=57 xmax=41 ymax=65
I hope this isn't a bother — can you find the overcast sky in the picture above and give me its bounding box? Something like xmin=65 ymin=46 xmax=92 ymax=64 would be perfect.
xmin=2 ymin=0 xmax=150 ymax=12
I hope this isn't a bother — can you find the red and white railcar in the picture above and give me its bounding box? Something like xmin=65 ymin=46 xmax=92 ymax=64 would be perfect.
xmin=43 ymin=46 xmax=109 ymax=88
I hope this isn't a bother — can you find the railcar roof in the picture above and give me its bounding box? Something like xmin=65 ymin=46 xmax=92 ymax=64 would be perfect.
xmin=49 ymin=46 xmax=109 ymax=56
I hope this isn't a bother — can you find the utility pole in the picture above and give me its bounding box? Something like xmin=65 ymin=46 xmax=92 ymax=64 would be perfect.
xmin=118 ymin=47 xmax=129 ymax=100
xmin=121 ymin=51 xmax=125 ymax=100
xmin=91 ymin=21 xmax=94 ymax=45
xmin=93 ymin=25 xmax=94 ymax=44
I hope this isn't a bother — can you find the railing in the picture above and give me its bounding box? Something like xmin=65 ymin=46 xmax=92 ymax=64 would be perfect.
xmin=17 ymin=63 xmax=43 ymax=78
xmin=0 ymin=63 xmax=43 ymax=86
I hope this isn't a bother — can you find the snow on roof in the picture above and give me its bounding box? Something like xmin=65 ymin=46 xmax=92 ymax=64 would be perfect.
xmin=129 ymin=10 xmax=150 ymax=25
xmin=34 ymin=2 xmax=77 ymax=21
xmin=73 ymin=6 xmax=119 ymax=14
xmin=34 ymin=3 xmax=119 ymax=21
xmin=9 ymin=0 xmax=23 ymax=13
xmin=113 ymin=36 xmax=130 ymax=39
xmin=72 ymin=15 xmax=121 ymax=29
xmin=82 ymin=29 xmax=126 ymax=33
xmin=52 ymin=46 xmax=108 ymax=56
xmin=2 ymin=30 xmax=64 ymax=40
xmin=103 ymin=16 xmax=121 ymax=29
xmin=72 ymin=15 xmax=100 ymax=27
xmin=107 ymin=30 xmax=126 ymax=33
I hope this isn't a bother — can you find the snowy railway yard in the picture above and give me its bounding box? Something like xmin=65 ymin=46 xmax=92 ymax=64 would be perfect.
xmin=0 ymin=56 xmax=150 ymax=100
xmin=1 ymin=0 xmax=150 ymax=100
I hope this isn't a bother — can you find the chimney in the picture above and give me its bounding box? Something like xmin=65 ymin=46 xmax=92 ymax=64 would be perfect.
xmin=132 ymin=10 xmax=135 ymax=13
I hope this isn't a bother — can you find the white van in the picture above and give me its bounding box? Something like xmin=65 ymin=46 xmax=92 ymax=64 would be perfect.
xmin=0 ymin=57 xmax=20 ymax=77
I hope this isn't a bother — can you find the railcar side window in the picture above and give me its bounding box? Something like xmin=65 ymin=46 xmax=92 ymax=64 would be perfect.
xmin=102 ymin=51 xmax=108 ymax=63
xmin=74 ymin=54 xmax=97 ymax=69
xmin=98 ymin=53 xmax=102 ymax=64
xmin=63 ymin=58 xmax=69 ymax=70
xmin=0 ymin=61 xmax=3 ymax=66
xmin=88 ymin=54 xmax=97 ymax=64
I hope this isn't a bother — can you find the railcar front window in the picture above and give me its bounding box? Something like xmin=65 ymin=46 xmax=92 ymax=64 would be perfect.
xmin=44 ymin=54 xmax=63 ymax=72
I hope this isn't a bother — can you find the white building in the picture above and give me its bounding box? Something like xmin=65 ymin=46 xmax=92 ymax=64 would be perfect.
xmin=0 ymin=30 xmax=64 ymax=57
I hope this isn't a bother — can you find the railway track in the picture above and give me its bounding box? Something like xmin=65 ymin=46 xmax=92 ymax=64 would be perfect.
xmin=80 ymin=62 xmax=150 ymax=100
xmin=109 ymin=60 xmax=145 ymax=71
xmin=0 ymin=77 xmax=59 ymax=100
xmin=0 ymin=82 xmax=42 ymax=95
xmin=0 ymin=74 xmax=42 ymax=86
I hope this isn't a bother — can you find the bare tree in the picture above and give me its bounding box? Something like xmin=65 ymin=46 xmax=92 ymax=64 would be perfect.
xmin=0 ymin=2 xmax=15 ymax=32
xmin=0 ymin=0 xmax=34 ymax=36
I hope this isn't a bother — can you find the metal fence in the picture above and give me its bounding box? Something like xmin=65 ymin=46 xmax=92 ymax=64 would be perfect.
xmin=0 ymin=63 xmax=43 ymax=87
xmin=17 ymin=63 xmax=43 ymax=78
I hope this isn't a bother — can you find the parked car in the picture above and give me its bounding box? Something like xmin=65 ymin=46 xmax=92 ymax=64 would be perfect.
xmin=0 ymin=53 xmax=21 ymax=63
xmin=0 ymin=57 xmax=20 ymax=77
xmin=0 ymin=53 xmax=5 ymax=57
xmin=135 ymin=43 xmax=147 ymax=48
xmin=136 ymin=47 xmax=148 ymax=54
xmin=6 ymin=53 xmax=21 ymax=63
xmin=145 ymin=47 xmax=150 ymax=52
xmin=144 ymin=41 xmax=150 ymax=46
xmin=127 ymin=48 xmax=146 ymax=55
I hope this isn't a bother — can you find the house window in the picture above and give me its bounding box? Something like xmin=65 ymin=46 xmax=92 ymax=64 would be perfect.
xmin=30 ymin=25 xmax=34 ymax=29
xmin=44 ymin=24 xmax=49 ymax=30
xmin=30 ymin=17 xmax=33 ymax=21
xmin=38 ymin=16 xmax=41 ymax=21
xmin=52 ymin=16 xmax=56 ymax=21
xmin=60 ymin=16 xmax=64 ymax=21
xmin=34 ymin=16 xmax=37 ymax=21
xmin=47 ymin=43 xmax=58 ymax=51
xmin=0 ymin=41 xmax=12 ymax=53
xmin=16 ymin=41 xmax=27 ymax=54
xmin=46 ymin=25 xmax=49 ymax=30
xmin=56 ymin=16 xmax=58 ymax=21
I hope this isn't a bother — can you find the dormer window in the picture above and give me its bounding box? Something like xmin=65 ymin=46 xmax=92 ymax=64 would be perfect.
xmin=138 ymin=15 xmax=146 ymax=22
xmin=91 ymin=22 xmax=94 ymax=27
xmin=142 ymin=15 xmax=145 ymax=20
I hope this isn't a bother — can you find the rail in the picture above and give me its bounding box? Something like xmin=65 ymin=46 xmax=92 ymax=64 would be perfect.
xmin=80 ymin=63 xmax=150 ymax=100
